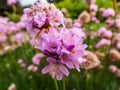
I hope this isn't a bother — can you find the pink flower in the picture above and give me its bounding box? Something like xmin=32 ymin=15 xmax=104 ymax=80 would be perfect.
xmin=73 ymin=21 xmax=82 ymax=28
xmin=35 ymin=27 xmax=87 ymax=80
xmin=28 ymin=65 xmax=38 ymax=72
xmin=95 ymin=38 xmax=111 ymax=48
xmin=89 ymin=4 xmax=98 ymax=12
xmin=116 ymin=42 xmax=120 ymax=49
xmin=105 ymin=18 xmax=114 ymax=27
xmin=98 ymin=27 xmax=112 ymax=38
xmin=91 ymin=16 xmax=100 ymax=23
xmin=16 ymin=22 xmax=25 ymax=29
xmin=32 ymin=54 xmax=42 ymax=65
xmin=15 ymin=33 xmax=23 ymax=44
xmin=102 ymin=8 xmax=115 ymax=18
xmin=0 ymin=34 xmax=7 ymax=43
xmin=17 ymin=59 xmax=24 ymax=64
xmin=109 ymin=65 xmax=117 ymax=73
xmin=23 ymin=2 xmax=65 ymax=37
xmin=7 ymin=0 xmax=17 ymax=6
xmin=30 ymin=39 xmax=37 ymax=46
xmin=8 ymin=83 xmax=16 ymax=90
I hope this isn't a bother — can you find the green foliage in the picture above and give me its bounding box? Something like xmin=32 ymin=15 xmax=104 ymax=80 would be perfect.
xmin=55 ymin=0 xmax=88 ymax=19
xmin=4 ymin=12 xmax=21 ymax=22
xmin=0 ymin=42 xmax=120 ymax=90
xmin=55 ymin=0 xmax=114 ymax=19
xmin=96 ymin=0 xmax=113 ymax=8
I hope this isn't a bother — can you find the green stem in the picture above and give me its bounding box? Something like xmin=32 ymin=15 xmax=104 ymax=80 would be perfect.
xmin=63 ymin=77 xmax=66 ymax=90
xmin=113 ymin=0 xmax=118 ymax=15
xmin=54 ymin=78 xmax=59 ymax=90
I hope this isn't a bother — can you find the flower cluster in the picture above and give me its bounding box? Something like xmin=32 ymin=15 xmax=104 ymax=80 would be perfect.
xmin=24 ymin=2 xmax=87 ymax=80
xmin=23 ymin=2 xmax=64 ymax=37
xmin=0 ymin=16 xmax=28 ymax=55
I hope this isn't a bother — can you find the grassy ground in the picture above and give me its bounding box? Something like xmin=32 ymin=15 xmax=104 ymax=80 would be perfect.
xmin=0 ymin=42 xmax=120 ymax=90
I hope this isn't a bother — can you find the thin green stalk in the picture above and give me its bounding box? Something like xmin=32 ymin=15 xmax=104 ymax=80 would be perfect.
xmin=54 ymin=78 xmax=59 ymax=90
xmin=63 ymin=77 xmax=66 ymax=90
xmin=113 ymin=0 xmax=118 ymax=15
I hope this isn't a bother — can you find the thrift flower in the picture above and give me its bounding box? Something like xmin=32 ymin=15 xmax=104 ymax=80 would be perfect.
xmin=102 ymin=8 xmax=115 ymax=18
xmin=35 ymin=27 xmax=87 ymax=80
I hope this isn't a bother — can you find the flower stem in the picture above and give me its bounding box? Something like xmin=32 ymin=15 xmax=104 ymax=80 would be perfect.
xmin=63 ymin=77 xmax=66 ymax=90
xmin=54 ymin=78 xmax=59 ymax=90
xmin=113 ymin=0 xmax=118 ymax=15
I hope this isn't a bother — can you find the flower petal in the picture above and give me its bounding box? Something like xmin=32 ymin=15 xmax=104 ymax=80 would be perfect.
xmin=59 ymin=65 xmax=69 ymax=76
xmin=47 ymin=57 xmax=56 ymax=63
xmin=56 ymin=70 xmax=63 ymax=80
xmin=42 ymin=64 xmax=52 ymax=74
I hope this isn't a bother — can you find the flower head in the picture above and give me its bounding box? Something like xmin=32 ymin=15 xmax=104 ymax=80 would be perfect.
xmin=35 ymin=27 xmax=87 ymax=80
xmin=23 ymin=2 xmax=65 ymax=37
xmin=102 ymin=8 xmax=115 ymax=18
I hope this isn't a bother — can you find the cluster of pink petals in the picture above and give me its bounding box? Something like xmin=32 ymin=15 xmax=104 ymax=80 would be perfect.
xmin=109 ymin=65 xmax=120 ymax=78
xmin=7 ymin=0 xmax=17 ymax=6
xmin=91 ymin=16 xmax=100 ymax=23
xmin=34 ymin=27 xmax=87 ymax=80
xmin=105 ymin=18 xmax=114 ymax=28
xmin=0 ymin=17 xmax=25 ymax=34
xmin=95 ymin=38 xmax=111 ymax=48
xmin=24 ymin=2 xmax=87 ymax=80
xmin=89 ymin=4 xmax=98 ymax=12
xmin=98 ymin=27 xmax=112 ymax=38
xmin=28 ymin=65 xmax=38 ymax=72
xmin=0 ymin=16 xmax=28 ymax=55
xmin=109 ymin=65 xmax=117 ymax=73
xmin=102 ymin=8 xmax=115 ymax=18
xmin=32 ymin=53 xmax=44 ymax=65
xmin=23 ymin=2 xmax=65 ymax=37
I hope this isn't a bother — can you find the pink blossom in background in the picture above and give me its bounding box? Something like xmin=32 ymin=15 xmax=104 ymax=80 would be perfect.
xmin=89 ymin=4 xmax=98 ymax=12
xmin=73 ymin=21 xmax=82 ymax=28
xmin=30 ymin=39 xmax=37 ymax=46
xmin=91 ymin=16 xmax=100 ymax=23
xmin=104 ymin=30 xmax=112 ymax=39
xmin=32 ymin=54 xmax=42 ymax=65
xmin=7 ymin=0 xmax=17 ymax=6
xmin=28 ymin=65 xmax=38 ymax=72
xmin=16 ymin=22 xmax=25 ymax=29
xmin=8 ymin=83 xmax=16 ymax=90
xmin=105 ymin=18 xmax=114 ymax=28
xmin=98 ymin=27 xmax=112 ymax=38
xmin=102 ymin=8 xmax=115 ymax=18
xmin=95 ymin=38 xmax=111 ymax=48
xmin=109 ymin=65 xmax=117 ymax=73
xmin=116 ymin=42 xmax=120 ymax=49
xmin=0 ymin=34 xmax=7 ymax=43
xmin=15 ymin=33 xmax=23 ymax=44
xmin=17 ymin=59 xmax=24 ymax=65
